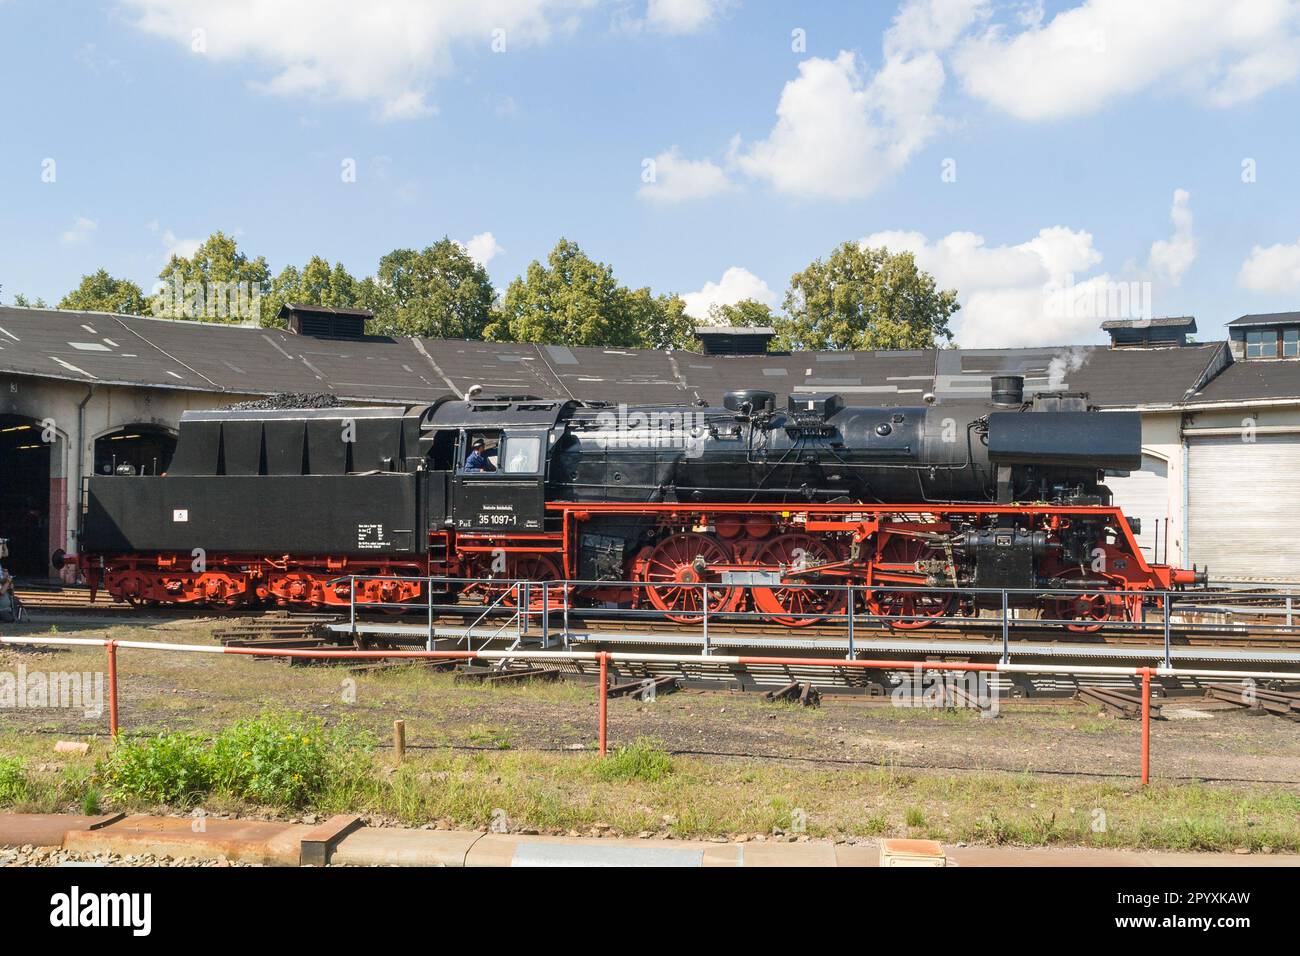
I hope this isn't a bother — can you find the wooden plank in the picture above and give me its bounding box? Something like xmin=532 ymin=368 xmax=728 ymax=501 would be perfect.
xmin=299 ymin=815 xmax=365 ymax=867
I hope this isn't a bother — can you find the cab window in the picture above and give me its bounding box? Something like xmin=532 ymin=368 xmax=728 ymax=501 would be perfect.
xmin=500 ymin=435 xmax=542 ymax=474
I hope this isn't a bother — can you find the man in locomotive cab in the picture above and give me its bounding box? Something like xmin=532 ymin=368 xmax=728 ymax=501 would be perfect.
xmin=464 ymin=436 xmax=497 ymax=473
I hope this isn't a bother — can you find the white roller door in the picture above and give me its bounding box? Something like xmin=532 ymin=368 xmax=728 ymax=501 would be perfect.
xmin=1102 ymin=454 xmax=1169 ymax=562
xmin=1187 ymin=435 xmax=1300 ymax=580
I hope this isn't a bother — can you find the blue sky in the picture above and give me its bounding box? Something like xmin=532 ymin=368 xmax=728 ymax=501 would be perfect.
xmin=2 ymin=0 xmax=1300 ymax=347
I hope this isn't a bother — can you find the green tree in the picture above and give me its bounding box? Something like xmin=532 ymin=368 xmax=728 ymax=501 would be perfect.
xmin=487 ymin=239 xmax=635 ymax=347
xmin=488 ymin=238 xmax=690 ymax=349
xmin=11 ymin=293 xmax=47 ymax=308
xmin=628 ymin=289 xmax=696 ymax=350
xmin=368 ymin=239 xmax=496 ymax=339
xmin=706 ymin=298 xmax=776 ymax=329
xmin=58 ymin=269 xmax=148 ymax=314
xmin=260 ymin=256 xmax=363 ymax=329
xmin=777 ymin=243 xmax=958 ymax=351
xmin=152 ymin=231 xmax=271 ymax=324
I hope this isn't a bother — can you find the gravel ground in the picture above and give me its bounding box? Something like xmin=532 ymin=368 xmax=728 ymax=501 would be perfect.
xmin=1 ymin=846 xmax=254 ymax=867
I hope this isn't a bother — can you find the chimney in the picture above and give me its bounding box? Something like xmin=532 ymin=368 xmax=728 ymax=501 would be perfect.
xmin=1101 ymin=316 xmax=1196 ymax=348
xmin=695 ymin=326 xmax=777 ymax=355
xmin=278 ymin=303 xmax=373 ymax=339
xmin=990 ymin=374 xmax=1024 ymax=407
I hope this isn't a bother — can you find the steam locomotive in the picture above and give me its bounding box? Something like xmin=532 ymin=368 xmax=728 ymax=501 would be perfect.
xmin=73 ymin=375 xmax=1204 ymax=630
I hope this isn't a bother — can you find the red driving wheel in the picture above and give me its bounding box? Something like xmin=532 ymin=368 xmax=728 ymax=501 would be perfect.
xmin=640 ymin=533 xmax=740 ymax=624
xmin=866 ymin=536 xmax=955 ymax=630
xmin=1044 ymin=567 xmax=1128 ymax=633
xmin=751 ymin=533 xmax=847 ymax=627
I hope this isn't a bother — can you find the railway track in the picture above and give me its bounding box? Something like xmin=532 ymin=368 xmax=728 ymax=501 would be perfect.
xmin=15 ymin=587 xmax=1300 ymax=652
xmin=573 ymin=616 xmax=1300 ymax=650
xmin=16 ymin=589 xmax=1300 ymax=697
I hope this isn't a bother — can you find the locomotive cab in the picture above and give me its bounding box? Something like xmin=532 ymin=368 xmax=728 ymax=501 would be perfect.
xmin=421 ymin=395 xmax=575 ymax=535
xmin=450 ymin=427 xmax=549 ymax=532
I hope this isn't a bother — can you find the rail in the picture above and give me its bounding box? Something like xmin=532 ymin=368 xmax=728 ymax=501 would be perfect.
xmin=335 ymin=574 xmax=1300 ymax=669
xmin=3 ymin=632 xmax=1297 ymax=786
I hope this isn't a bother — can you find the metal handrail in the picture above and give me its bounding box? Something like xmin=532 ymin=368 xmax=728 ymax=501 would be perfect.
xmin=335 ymin=571 xmax=1300 ymax=670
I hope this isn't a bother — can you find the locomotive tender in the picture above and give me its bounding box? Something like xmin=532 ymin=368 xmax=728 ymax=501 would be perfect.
xmin=76 ymin=374 xmax=1204 ymax=630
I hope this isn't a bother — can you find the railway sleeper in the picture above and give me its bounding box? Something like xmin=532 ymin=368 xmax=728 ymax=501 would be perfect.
xmin=763 ymin=681 xmax=822 ymax=708
xmin=606 ymin=675 xmax=680 ymax=699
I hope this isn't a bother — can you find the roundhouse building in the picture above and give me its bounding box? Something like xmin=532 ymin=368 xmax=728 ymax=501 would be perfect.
xmin=0 ymin=303 xmax=1295 ymax=583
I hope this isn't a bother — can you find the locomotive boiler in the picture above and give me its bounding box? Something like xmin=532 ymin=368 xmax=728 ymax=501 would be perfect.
xmin=74 ymin=374 xmax=1204 ymax=630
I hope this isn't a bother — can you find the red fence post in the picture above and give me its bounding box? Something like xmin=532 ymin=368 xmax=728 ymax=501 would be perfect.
xmin=106 ymin=640 xmax=119 ymax=738
xmin=598 ymin=651 xmax=608 ymax=756
xmin=1140 ymin=667 xmax=1151 ymax=785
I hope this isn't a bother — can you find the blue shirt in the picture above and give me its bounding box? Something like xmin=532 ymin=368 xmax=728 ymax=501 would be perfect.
xmin=465 ymin=449 xmax=495 ymax=472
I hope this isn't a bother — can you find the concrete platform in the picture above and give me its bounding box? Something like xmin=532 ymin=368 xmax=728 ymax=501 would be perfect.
xmin=4 ymin=814 xmax=1298 ymax=866
xmin=61 ymin=814 xmax=312 ymax=866
xmin=329 ymin=828 xmax=483 ymax=867
xmin=0 ymin=813 xmax=124 ymax=848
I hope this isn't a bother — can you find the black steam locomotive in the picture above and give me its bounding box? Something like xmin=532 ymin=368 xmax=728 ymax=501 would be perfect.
xmin=76 ymin=375 xmax=1202 ymax=629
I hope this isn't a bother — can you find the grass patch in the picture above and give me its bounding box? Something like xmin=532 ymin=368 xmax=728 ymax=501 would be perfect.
xmin=593 ymin=737 xmax=673 ymax=783
xmin=101 ymin=731 xmax=211 ymax=804
xmin=2 ymin=724 xmax=1299 ymax=851
xmin=100 ymin=710 xmax=373 ymax=808
xmin=208 ymin=711 xmax=371 ymax=806
xmin=0 ymin=756 xmax=31 ymax=803
xmin=80 ymin=785 xmax=102 ymax=816
xmin=465 ymin=725 xmax=513 ymax=751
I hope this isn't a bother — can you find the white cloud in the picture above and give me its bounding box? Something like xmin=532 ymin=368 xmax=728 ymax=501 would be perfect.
xmin=952 ymin=0 xmax=1300 ymax=121
xmin=461 ymin=231 xmax=505 ymax=267
xmin=1238 ymin=238 xmax=1300 ymax=293
xmin=885 ymin=0 xmax=990 ymax=54
xmin=729 ymin=49 xmax=946 ymax=200
xmin=163 ymin=232 xmax=202 ymax=259
xmin=645 ymin=0 xmax=730 ymax=34
xmin=681 ymin=266 xmax=777 ymax=320
xmin=123 ymin=0 xmax=592 ymax=120
xmin=862 ymin=225 xmax=1124 ymax=348
xmin=61 ymin=217 xmax=98 ymax=245
xmin=651 ymin=1 xmax=978 ymax=203
xmin=638 ymin=147 xmax=735 ymax=203
xmin=148 ymin=221 xmax=202 ymax=260
xmin=1147 ymin=188 xmax=1196 ymax=285
xmin=861 ymin=205 xmax=1209 ymax=348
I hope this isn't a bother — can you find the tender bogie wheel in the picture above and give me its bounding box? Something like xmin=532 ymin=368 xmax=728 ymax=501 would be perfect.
xmin=640 ymin=532 xmax=740 ymax=624
xmin=482 ymin=554 xmax=565 ymax=610
xmin=867 ymin=536 xmax=955 ymax=630
xmin=1044 ymin=568 xmax=1129 ymax=633
xmin=751 ymin=533 xmax=846 ymax=627
xmin=371 ymin=574 xmax=424 ymax=616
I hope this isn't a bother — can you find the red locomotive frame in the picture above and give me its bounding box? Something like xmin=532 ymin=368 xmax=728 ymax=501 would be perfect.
xmin=83 ymin=499 xmax=1200 ymax=632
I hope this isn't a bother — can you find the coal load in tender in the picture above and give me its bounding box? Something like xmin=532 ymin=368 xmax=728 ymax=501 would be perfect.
xmin=225 ymin=392 xmax=345 ymax=411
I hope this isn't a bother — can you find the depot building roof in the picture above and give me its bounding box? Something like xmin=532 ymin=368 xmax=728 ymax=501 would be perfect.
xmin=0 ymin=303 xmax=1266 ymax=411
